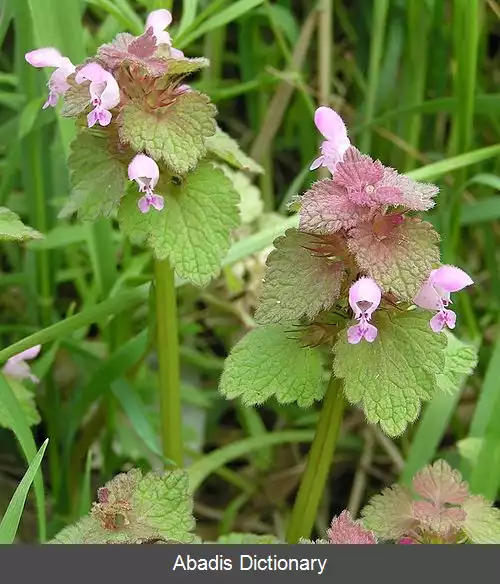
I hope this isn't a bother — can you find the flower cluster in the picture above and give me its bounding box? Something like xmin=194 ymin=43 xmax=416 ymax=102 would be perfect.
xmin=361 ymin=460 xmax=500 ymax=544
xmin=300 ymin=461 xmax=500 ymax=545
xmin=297 ymin=107 xmax=474 ymax=343
xmin=25 ymin=9 xmax=188 ymax=215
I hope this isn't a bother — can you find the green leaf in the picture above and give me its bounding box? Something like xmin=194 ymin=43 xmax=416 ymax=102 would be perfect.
xmin=160 ymin=56 xmax=210 ymax=77
xmin=462 ymin=495 xmax=500 ymax=544
xmin=255 ymin=229 xmax=345 ymax=325
xmin=348 ymin=218 xmax=440 ymax=300
xmin=60 ymin=76 xmax=90 ymax=118
xmin=0 ymin=207 xmax=43 ymax=241
xmin=118 ymin=91 xmax=217 ymax=175
xmin=118 ymin=163 xmax=240 ymax=286
xmin=0 ymin=379 xmax=40 ymax=429
xmin=361 ymin=484 xmax=415 ymax=540
xmin=51 ymin=469 xmax=198 ymax=544
xmin=61 ymin=132 xmax=127 ymax=221
xmin=215 ymin=533 xmax=281 ymax=544
xmin=216 ymin=164 xmax=263 ymax=224
xmin=333 ymin=310 xmax=447 ymax=437
xmin=206 ymin=127 xmax=263 ymax=173
xmin=219 ymin=324 xmax=324 ymax=408
xmin=0 ymin=439 xmax=48 ymax=544
xmin=437 ymin=332 xmax=477 ymax=395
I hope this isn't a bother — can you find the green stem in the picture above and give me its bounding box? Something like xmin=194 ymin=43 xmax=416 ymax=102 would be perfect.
xmin=154 ymin=258 xmax=183 ymax=467
xmin=286 ymin=375 xmax=345 ymax=543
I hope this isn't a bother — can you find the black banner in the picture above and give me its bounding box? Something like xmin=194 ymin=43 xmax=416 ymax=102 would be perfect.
xmin=0 ymin=544 xmax=492 ymax=583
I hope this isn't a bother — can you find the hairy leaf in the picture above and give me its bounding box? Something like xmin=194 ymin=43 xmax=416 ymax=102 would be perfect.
xmin=333 ymin=310 xmax=447 ymax=436
xmin=255 ymin=229 xmax=345 ymax=325
xmin=51 ymin=469 xmax=198 ymax=544
xmin=462 ymin=495 xmax=500 ymax=544
xmin=206 ymin=128 xmax=263 ymax=174
xmin=0 ymin=208 xmax=43 ymax=241
xmin=118 ymin=91 xmax=216 ymax=175
xmin=361 ymin=485 xmax=416 ymax=540
xmin=61 ymin=132 xmax=127 ymax=221
xmin=348 ymin=217 xmax=440 ymax=300
xmin=0 ymin=379 xmax=40 ymax=429
xmin=299 ymin=179 xmax=374 ymax=234
xmin=219 ymin=324 xmax=324 ymax=408
xmin=437 ymin=333 xmax=478 ymax=394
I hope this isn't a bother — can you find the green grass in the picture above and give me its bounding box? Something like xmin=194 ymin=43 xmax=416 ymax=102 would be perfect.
xmin=0 ymin=0 xmax=500 ymax=542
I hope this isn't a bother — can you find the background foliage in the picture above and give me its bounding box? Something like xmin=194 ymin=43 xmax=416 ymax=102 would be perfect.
xmin=0 ymin=0 xmax=499 ymax=542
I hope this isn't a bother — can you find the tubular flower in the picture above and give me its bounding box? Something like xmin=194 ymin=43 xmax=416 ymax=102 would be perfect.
xmin=310 ymin=106 xmax=351 ymax=174
xmin=413 ymin=265 xmax=474 ymax=333
xmin=145 ymin=9 xmax=184 ymax=58
xmin=75 ymin=63 xmax=120 ymax=127
xmin=2 ymin=345 xmax=42 ymax=384
xmin=347 ymin=277 xmax=382 ymax=344
xmin=128 ymin=154 xmax=164 ymax=213
xmin=25 ymin=48 xmax=75 ymax=109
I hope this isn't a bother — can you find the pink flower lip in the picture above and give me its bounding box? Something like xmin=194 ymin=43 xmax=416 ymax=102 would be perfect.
xmin=145 ymin=9 xmax=184 ymax=57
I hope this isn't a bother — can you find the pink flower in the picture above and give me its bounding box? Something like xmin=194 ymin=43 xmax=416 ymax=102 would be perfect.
xmin=145 ymin=9 xmax=184 ymax=58
xmin=25 ymin=48 xmax=75 ymax=109
xmin=413 ymin=265 xmax=473 ymax=333
xmin=310 ymin=107 xmax=351 ymax=174
xmin=347 ymin=277 xmax=381 ymax=344
xmin=128 ymin=154 xmax=164 ymax=213
xmin=2 ymin=345 xmax=42 ymax=384
xmin=399 ymin=537 xmax=415 ymax=544
xmin=75 ymin=63 xmax=120 ymax=127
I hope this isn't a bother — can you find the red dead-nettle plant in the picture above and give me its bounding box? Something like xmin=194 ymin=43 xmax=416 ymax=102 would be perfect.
xmin=25 ymin=9 xmax=261 ymax=466
xmin=219 ymin=106 xmax=479 ymax=542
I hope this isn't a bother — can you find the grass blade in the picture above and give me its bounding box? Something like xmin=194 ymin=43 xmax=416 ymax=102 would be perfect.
xmin=0 ymin=373 xmax=46 ymax=541
xmin=0 ymin=439 xmax=48 ymax=544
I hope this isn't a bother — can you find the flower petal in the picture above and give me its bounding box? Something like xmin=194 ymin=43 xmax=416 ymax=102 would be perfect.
xmin=309 ymin=155 xmax=324 ymax=171
xmin=150 ymin=194 xmax=164 ymax=211
xmin=99 ymin=74 xmax=120 ymax=109
xmin=349 ymin=277 xmax=382 ymax=318
xmin=413 ymin=281 xmax=441 ymax=310
xmin=430 ymin=265 xmax=474 ymax=293
xmin=13 ymin=345 xmax=42 ymax=362
xmin=430 ymin=311 xmax=446 ymax=333
xmin=138 ymin=196 xmax=151 ymax=214
xmin=146 ymin=9 xmax=173 ymax=33
xmin=364 ymin=323 xmax=378 ymax=342
xmin=314 ymin=106 xmax=348 ymax=141
xmin=25 ymin=47 xmax=64 ymax=68
xmin=128 ymin=154 xmax=160 ymax=187
xmin=75 ymin=62 xmax=109 ymax=84
xmin=347 ymin=324 xmax=363 ymax=344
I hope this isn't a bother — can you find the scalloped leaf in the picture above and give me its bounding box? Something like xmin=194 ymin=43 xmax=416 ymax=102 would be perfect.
xmin=0 ymin=208 xmax=43 ymax=241
xmin=118 ymin=91 xmax=216 ymax=175
xmin=51 ymin=469 xmax=198 ymax=544
xmin=347 ymin=217 xmax=440 ymax=300
xmin=255 ymin=229 xmax=346 ymax=325
xmin=0 ymin=379 xmax=40 ymax=429
xmin=61 ymin=132 xmax=127 ymax=221
xmin=206 ymin=128 xmax=263 ymax=174
xmin=333 ymin=310 xmax=447 ymax=437
xmin=219 ymin=324 xmax=324 ymax=408
xmin=118 ymin=163 xmax=239 ymax=286
xmin=437 ymin=332 xmax=478 ymax=395
xmin=361 ymin=484 xmax=416 ymax=540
